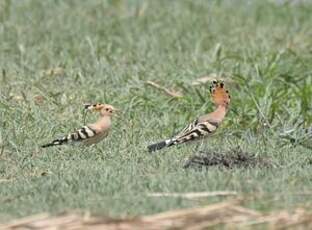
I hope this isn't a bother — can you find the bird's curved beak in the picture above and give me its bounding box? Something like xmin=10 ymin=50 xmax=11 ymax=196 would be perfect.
xmin=113 ymin=108 xmax=121 ymax=115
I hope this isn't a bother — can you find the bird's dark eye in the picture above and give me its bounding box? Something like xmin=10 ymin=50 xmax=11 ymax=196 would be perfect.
xmin=106 ymin=108 xmax=109 ymax=111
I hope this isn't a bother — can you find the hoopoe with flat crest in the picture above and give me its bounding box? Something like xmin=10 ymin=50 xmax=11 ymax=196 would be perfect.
xmin=41 ymin=103 xmax=119 ymax=148
xmin=148 ymin=80 xmax=231 ymax=152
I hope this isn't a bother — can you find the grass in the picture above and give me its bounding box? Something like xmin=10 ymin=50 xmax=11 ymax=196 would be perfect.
xmin=0 ymin=0 xmax=311 ymax=221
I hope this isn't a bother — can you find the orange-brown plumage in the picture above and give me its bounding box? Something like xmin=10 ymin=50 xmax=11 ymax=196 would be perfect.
xmin=41 ymin=103 xmax=119 ymax=148
xmin=148 ymin=80 xmax=231 ymax=152
xmin=210 ymin=81 xmax=230 ymax=108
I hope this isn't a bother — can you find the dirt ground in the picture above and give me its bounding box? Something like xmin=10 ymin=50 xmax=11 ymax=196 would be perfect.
xmin=183 ymin=147 xmax=272 ymax=169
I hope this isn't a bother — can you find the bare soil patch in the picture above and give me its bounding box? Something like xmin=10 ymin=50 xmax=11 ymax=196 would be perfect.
xmin=184 ymin=147 xmax=272 ymax=169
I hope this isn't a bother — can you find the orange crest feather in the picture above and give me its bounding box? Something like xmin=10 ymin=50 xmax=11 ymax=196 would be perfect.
xmin=84 ymin=103 xmax=105 ymax=111
xmin=210 ymin=80 xmax=230 ymax=107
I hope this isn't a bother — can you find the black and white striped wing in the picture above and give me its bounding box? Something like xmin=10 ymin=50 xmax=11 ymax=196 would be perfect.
xmin=41 ymin=125 xmax=97 ymax=148
xmin=171 ymin=121 xmax=218 ymax=145
xmin=147 ymin=120 xmax=219 ymax=152
xmin=174 ymin=119 xmax=199 ymax=139
xmin=68 ymin=125 xmax=97 ymax=143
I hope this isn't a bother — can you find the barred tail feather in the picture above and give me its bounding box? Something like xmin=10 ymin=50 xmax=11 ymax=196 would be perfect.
xmin=41 ymin=138 xmax=68 ymax=148
xmin=148 ymin=139 xmax=174 ymax=153
xmin=41 ymin=143 xmax=55 ymax=148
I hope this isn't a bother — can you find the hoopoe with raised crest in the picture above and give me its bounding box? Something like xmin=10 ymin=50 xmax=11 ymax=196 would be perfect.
xmin=148 ymin=80 xmax=231 ymax=152
xmin=41 ymin=103 xmax=119 ymax=148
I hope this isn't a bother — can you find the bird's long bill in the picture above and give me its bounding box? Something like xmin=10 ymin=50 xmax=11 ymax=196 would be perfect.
xmin=113 ymin=107 xmax=121 ymax=116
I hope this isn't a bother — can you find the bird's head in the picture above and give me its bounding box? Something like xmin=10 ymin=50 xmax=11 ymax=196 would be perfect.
xmin=84 ymin=103 xmax=119 ymax=116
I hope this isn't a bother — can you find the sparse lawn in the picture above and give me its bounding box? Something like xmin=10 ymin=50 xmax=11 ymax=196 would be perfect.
xmin=0 ymin=0 xmax=311 ymax=221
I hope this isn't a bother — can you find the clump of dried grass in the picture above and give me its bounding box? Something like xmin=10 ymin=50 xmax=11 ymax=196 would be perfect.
xmin=1 ymin=200 xmax=311 ymax=230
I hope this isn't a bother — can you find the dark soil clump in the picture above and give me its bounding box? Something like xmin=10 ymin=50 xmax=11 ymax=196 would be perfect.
xmin=184 ymin=147 xmax=272 ymax=169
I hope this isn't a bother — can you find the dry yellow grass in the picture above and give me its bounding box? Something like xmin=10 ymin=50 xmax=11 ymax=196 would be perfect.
xmin=1 ymin=201 xmax=312 ymax=230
